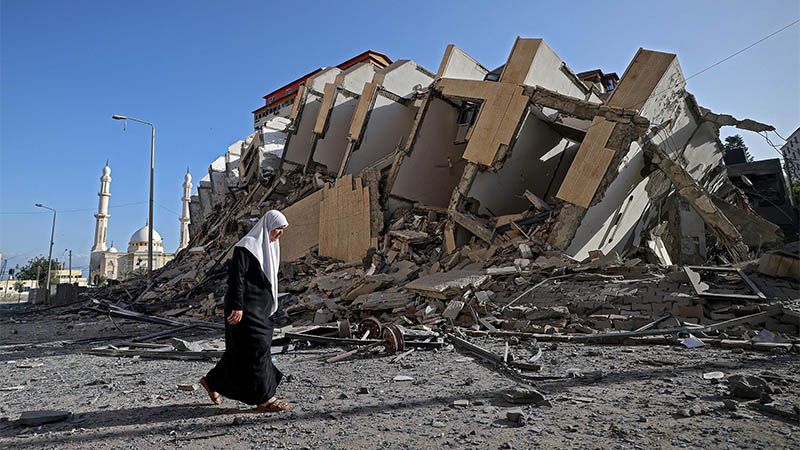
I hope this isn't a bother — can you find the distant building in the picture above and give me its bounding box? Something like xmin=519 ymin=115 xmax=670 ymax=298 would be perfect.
xmin=726 ymin=158 xmax=799 ymax=240
xmin=780 ymin=126 xmax=800 ymax=187
xmin=54 ymin=269 xmax=87 ymax=286
xmin=89 ymin=163 xmax=180 ymax=284
xmin=0 ymin=279 xmax=37 ymax=294
xmin=577 ymin=69 xmax=619 ymax=96
xmin=252 ymin=50 xmax=392 ymax=129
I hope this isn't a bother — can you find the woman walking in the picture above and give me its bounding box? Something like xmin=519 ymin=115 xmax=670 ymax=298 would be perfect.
xmin=200 ymin=210 xmax=290 ymax=412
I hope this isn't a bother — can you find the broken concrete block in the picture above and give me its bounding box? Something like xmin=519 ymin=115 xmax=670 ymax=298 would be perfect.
xmin=442 ymin=300 xmax=465 ymax=321
xmin=314 ymin=309 xmax=336 ymax=324
xmin=728 ymin=375 xmax=772 ymax=400
xmin=405 ymin=270 xmax=489 ymax=299
xmin=357 ymin=292 xmax=415 ymax=311
xmin=503 ymin=388 xmax=548 ymax=405
xmin=169 ymin=338 xmax=203 ymax=352
xmin=18 ymin=410 xmax=70 ymax=427
xmin=506 ymin=408 xmax=527 ymax=425
xmin=526 ymin=306 xmax=570 ymax=321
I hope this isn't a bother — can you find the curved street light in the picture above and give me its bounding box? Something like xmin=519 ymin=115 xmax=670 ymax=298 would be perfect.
xmin=112 ymin=114 xmax=155 ymax=283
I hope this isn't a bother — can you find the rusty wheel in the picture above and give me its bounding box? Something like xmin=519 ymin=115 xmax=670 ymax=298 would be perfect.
xmin=359 ymin=317 xmax=382 ymax=339
xmin=383 ymin=324 xmax=405 ymax=354
xmin=337 ymin=319 xmax=352 ymax=338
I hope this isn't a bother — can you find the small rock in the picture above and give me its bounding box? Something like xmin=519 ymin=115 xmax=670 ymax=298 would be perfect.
xmin=431 ymin=420 xmax=446 ymax=428
xmin=452 ymin=399 xmax=470 ymax=408
xmin=232 ymin=416 xmax=245 ymax=426
xmin=702 ymin=371 xmax=724 ymax=380
xmin=393 ymin=375 xmax=414 ymax=382
xmin=729 ymin=375 xmax=772 ymax=400
xmin=758 ymin=392 xmax=774 ymax=404
xmin=504 ymin=388 xmax=548 ymax=406
xmin=677 ymin=404 xmax=707 ymax=418
xmin=16 ymin=362 xmax=44 ymax=369
xmin=506 ymin=409 xmax=526 ymax=425
xmin=722 ymin=399 xmax=738 ymax=411
xmin=176 ymin=384 xmax=197 ymax=392
xmin=357 ymin=386 xmax=370 ymax=395
xmin=169 ymin=338 xmax=203 ymax=352
xmin=329 ymin=412 xmax=343 ymax=420
xmin=338 ymin=392 xmax=349 ymax=399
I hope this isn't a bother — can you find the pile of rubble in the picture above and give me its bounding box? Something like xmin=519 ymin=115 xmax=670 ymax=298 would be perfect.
xmin=83 ymin=37 xmax=799 ymax=364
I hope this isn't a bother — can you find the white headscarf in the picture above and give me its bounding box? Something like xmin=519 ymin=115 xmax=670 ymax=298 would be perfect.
xmin=234 ymin=210 xmax=288 ymax=317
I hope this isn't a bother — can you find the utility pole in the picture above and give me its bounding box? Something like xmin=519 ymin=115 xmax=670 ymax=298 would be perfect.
xmin=35 ymin=203 xmax=57 ymax=304
xmin=4 ymin=269 xmax=10 ymax=301
xmin=68 ymin=250 xmax=72 ymax=283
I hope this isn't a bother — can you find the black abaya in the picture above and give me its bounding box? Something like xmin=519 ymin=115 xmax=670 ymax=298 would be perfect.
xmin=205 ymin=247 xmax=283 ymax=405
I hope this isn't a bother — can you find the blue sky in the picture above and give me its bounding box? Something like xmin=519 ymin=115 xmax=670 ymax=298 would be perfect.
xmin=1 ymin=0 xmax=798 ymax=274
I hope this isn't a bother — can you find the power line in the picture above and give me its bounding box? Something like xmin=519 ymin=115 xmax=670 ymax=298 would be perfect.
xmin=0 ymin=201 xmax=147 ymax=216
xmin=650 ymin=19 xmax=799 ymax=99
xmin=683 ymin=19 xmax=799 ymax=83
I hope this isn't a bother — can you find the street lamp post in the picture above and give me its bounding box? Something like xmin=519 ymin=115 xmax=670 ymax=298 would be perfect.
xmin=34 ymin=203 xmax=56 ymax=304
xmin=64 ymin=249 xmax=72 ymax=283
xmin=112 ymin=114 xmax=155 ymax=284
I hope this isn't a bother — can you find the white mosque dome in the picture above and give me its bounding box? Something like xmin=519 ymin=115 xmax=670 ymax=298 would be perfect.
xmin=108 ymin=244 xmax=119 ymax=253
xmin=128 ymin=225 xmax=164 ymax=253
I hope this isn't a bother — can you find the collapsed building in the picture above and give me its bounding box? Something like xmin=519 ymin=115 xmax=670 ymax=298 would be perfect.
xmin=89 ymin=38 xmax=798 ymax=347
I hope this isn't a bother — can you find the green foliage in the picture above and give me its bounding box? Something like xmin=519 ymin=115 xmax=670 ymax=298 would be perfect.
xmin=15 ymin=256 xmax=63 ymax=284
xmin=724 ymin=134 xmax=754 ymax=162
xmin=13 ymin=281 xmax=24 ymax=292
xmin=791 ymin=182 xmax=800 ymax=206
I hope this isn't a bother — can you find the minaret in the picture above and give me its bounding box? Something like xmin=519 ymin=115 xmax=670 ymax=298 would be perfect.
xmin=178 ymin=169 xmax=192 ymax=251
xmin=92 ymin=162 xmax=112 ymax=252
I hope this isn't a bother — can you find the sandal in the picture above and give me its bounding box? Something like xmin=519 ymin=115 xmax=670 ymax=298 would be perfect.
xmin=199 ymin=377 xmax=222 ymax=405
xmin=257 ymin=396 xmax=291 ymax=412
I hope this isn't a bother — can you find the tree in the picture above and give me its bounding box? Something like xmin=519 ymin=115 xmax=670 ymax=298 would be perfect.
xmin=15 ymin=256 xmax=63 ymax=285
xmin=791 ymin=182 xmax=800 ymax=207
xmin=724 ymin=134 xmax=754 ymax=163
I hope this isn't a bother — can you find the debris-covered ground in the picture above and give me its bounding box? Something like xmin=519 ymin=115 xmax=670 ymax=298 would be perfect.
xmin=7 ymin=35 xmax=800 ymax=449
xmin=1 ymin=302 xmax=799 ymax=450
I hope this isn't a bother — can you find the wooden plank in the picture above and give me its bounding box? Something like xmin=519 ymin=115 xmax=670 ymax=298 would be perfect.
xmin=608 ymin=49 xmax=677 ymax=110
xmin=313 ymin=82 xmax=339 ymax=135
xmin=555 ymin=116 xmax=617 ymax=208
xmin=318 ymin=176 xmax=373 ymax=261
xmin=499 ymin=38 xmax=542 ymax=84
xmin=280 ymin=189 xmax=322 ymax=261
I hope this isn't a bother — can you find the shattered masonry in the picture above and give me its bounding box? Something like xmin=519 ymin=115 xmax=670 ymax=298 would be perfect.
xmin=94 ymin=37 xmax=797 ymax=345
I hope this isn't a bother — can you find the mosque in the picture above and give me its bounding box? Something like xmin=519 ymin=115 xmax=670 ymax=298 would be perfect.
xmin=89 ymin=163 xmax=192 ymax=284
